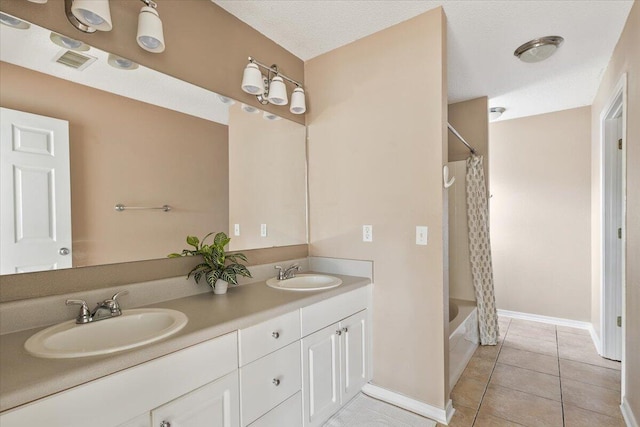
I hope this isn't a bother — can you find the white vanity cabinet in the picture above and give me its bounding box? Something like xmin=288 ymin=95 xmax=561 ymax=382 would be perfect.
xmin=0 ymin=333 xmax=240 ymax=427
xmin=300 ymin=286 xmax=371 ymax=427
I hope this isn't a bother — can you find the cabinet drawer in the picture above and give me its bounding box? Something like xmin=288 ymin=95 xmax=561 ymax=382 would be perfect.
xmin=248 ymin=392 xmax=302 ymax=427
xmin=301 ymin=286 xmax=369 ymax=336
xmin=240 ymin=341 xmax=301 ymax=426
xmin=239 ymin=310 xmax=301 ymax=366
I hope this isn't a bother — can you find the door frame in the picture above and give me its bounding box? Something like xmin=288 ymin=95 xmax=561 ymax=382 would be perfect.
xmin=598 ymin=73 xmax=626 ymax=377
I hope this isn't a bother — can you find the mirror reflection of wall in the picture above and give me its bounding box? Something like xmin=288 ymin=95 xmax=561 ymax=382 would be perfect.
xmin=0 ymin=17 xmax=307 ymax=276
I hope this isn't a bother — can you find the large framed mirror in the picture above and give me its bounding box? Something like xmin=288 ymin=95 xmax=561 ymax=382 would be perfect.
xmin=0 ymin=15 xmax=307 ymax=276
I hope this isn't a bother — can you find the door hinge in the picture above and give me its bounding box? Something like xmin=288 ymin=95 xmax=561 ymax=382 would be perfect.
xmin=617 ymin=316 xmax=622 ymax=327
xmin=618 ymin=139 xmax=623 ymax=150
xmin=618 ymin=228 xmax=622 ymax=239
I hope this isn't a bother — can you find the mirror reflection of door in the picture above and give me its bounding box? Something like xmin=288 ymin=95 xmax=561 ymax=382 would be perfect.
xmin=0 ymin=107 xmax=72 ymax=274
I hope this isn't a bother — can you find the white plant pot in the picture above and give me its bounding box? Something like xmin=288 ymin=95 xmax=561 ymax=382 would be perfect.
xmin=213 ymin=279 xmax=229 ymax=295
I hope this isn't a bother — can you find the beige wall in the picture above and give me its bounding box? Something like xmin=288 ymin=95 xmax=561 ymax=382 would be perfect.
xmin=0 ymin=62 xmax=229 ymax=267
xmin=306 ymin=8 xmax=449 ymax=408
xmin=448 ymin=97 xmax=489 ymax=187
xmin=447 ymin=97 xmax=489 ymax=302
xmin=0 ymin=0 xmax=304 ymax=124
xmin=590 ymin=1 xmax=639 ymax=419
xmin=490 ymin=107 xmax=591 ymax=321
xmin=228 ymin=103 xmax=307 ymax=250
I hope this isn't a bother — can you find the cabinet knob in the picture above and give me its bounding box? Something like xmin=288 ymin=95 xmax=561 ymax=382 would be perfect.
xmin=342 ymin=327 xmax=348 ymax=333
xmin=59 ymin=247 xmax=70 ymax=256
xmin=336 ymin=330 xmax=342 ymax=336
xmin=272 ymin=378 xmax=281 ymax=386
xmin=160 ymin=422 xmax=171 ymax=427
xmin=272 ymin=331 xmax=280 ymax=339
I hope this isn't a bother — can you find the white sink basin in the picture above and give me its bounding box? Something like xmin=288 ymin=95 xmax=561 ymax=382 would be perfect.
xmin=266 ymin=274 xmax=342 ymax=291
xmin=24 ymin=308 xmax=188 ymax=359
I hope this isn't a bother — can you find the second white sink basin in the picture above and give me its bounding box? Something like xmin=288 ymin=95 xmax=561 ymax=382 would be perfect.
xmin=266 ymin=274 xmax=342 ymax=291
xmin=24 ymin=308 xmax=188 ymax=359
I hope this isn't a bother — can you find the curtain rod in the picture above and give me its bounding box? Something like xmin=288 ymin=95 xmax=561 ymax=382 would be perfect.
xmin=447 ymin=123 xmax=477 ymax=155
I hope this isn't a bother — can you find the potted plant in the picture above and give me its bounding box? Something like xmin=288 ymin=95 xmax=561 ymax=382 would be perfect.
xmin=169 ymin=232 xmax=252 ymax=294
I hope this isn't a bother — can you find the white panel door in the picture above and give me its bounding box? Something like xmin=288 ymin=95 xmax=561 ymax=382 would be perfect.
xmin=302 ymin=323 xmax=341 ymax=427
xmin=0 ymin=107 xmax=71 ymax=274
xmin=151 ymin=371 xmax=240 ymax=427
xmin=340 ymin=310 xmax=367 ymax=405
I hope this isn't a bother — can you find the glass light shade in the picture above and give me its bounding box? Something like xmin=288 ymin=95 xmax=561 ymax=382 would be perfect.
xmin=518 ymin=44 xmax=557 ymax=63
xmin=27 ymin=0 xmax=48 ymax=3
xmin=489 ymin=107 xmax=505 ymax=121
xmin=290 ymin=87 xmax=306 ymax=114
xmin=241 ymin=63 xmax=264 ymax=95
xmin=267 ymin=76 xmax=288 ymax=106
xmin=71 ymin=0 xmax=112 ymax=31
xmin=107 ymin=54 xmax=139 ymax=70
xmin=50 ymin=32 xmax=90 ymax=51
xmin=137 ymin=6 xmax=165 ymax=53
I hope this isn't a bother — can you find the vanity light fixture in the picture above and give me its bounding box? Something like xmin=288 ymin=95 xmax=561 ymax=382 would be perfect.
xmin=0 ymin=13 xmax=30 ymax=29
xmin=241 ymin=57 xmax=306 ymax=115
xmin=514 ymin=36 xmax=564 ymax=63
xmin=65 ymin=0 xmax=165 ymax=53
xmin=137 ymin=0 xmax=165 ymax=53
xmin=217 ymin=95 xmax=235 ymax=105
xmin=263 ymin=111 xmax=282 ymax=121
xmin=70 ymin=0 xmax=112 ymax=32
xmin=241 ymin=103 xmax=260 ymax=114
xmin=489 ymin=107 xmax=506 ymax=121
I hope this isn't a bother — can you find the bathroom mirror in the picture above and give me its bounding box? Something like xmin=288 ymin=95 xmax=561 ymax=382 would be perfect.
xmin=0 ymin=17 xmax=307 ymax=275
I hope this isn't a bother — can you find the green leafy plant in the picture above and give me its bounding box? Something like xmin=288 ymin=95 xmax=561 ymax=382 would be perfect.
xmin=169 ymin=232 xmax=252 ymax=289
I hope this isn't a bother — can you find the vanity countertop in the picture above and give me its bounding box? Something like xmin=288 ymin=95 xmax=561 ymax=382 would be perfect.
xmin=0 ymin=273 xmax=370 ymax=413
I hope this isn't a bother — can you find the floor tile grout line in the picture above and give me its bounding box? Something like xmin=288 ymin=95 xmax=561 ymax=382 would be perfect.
xmin=556 ymin=325 xmax=566 ymax=427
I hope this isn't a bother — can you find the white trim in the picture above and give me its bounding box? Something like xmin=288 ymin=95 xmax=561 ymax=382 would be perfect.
xmin=497 ymin=309 xmax=592 ymax=329
xmin=621 ymin=397 xmax=639 ymax=427
xmin=497 ymin=309 xmax=604 ymax=354
xmin=361 ymin=383 xmax=453 ymax=424
xmin=599 ymin=73 xmax=627 ymax=362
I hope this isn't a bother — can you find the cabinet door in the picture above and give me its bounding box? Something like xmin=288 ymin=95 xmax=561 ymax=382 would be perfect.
xmin=151 ymin=371 xmax=239 ymax=427
xmin=340 ymin=310 xmax=368 ymax=404
xmin=302 ymin=323 xmax=341 ymax=427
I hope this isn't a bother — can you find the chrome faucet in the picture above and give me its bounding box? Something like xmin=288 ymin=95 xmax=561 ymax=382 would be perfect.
xmin=274 ymin=264 xmax=301 ymax=280
xmin=66 ymin=290 xmax=129 ymax=324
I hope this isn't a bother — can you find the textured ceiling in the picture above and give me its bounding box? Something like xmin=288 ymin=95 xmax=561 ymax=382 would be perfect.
xmin=214 ymin=0 xmax=634 ymax=121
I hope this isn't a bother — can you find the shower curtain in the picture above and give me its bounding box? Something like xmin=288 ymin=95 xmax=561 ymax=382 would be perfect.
xmin=466 ymin=155 xmax=499 ymax=345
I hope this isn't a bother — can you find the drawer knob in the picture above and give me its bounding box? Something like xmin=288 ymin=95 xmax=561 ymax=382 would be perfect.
xmin=160 ymin=422 xmax=171 ymax=427
xmin=272 ymin=331 xmax=280 ymax=339
xmin=336 ymin=330 xmax=342 ymax=336
xmin=273 ymin=378 xmax=281 ymax=386
xmin=342 ymin=327 xmax=348 ymax=333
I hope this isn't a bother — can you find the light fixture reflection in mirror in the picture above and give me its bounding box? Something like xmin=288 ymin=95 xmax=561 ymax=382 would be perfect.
xmin=0 ymin=17 xmax=308 ymax=275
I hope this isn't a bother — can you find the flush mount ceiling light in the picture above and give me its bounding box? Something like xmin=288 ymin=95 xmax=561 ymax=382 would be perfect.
xmin=0 ymin=12 xmax=30 ymax=29
xmin=514 ymin=36 xmax=564 ymax=63
xmin=489 ymin=107 xmax=506 ymax=121
xmin=50 ymin=32 xmax=90 ymax=51
xmin=241 ymin=57 xmax=306 ymax=115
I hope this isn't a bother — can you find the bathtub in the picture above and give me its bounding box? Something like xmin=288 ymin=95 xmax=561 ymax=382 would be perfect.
xmin=449 ymin=298 xmax=479 ymax=389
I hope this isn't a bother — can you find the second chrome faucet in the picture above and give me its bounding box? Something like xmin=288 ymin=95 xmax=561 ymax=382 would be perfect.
xmin=66 ymin=290 xmax=129 ymax=324
xmin=274 ymin=264 xmax=301 ymax=280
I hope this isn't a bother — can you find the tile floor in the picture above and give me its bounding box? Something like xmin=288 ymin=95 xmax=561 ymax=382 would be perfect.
xmin=441 ymin=316 xmax=624 ymax=427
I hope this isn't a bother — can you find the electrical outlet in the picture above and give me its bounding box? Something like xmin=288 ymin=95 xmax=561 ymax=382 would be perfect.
xmin=234 ymin=224 xmax=240 ymax=236
xmin=260 ymin=223 xmax=267 ymax=237
xmin=363 ymin=225 xmax=373 ymax=242
xmin=416 ymin=226 xmax=428 ymax=245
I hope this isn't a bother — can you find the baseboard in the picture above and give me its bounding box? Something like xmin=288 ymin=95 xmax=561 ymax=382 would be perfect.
xmin=497 ymin=309 xmax=601 ymax=355
xmin=361 ymin=383 xmax=454 ymax=424
xmin=621 ymin=397 xmax=639 ymax=427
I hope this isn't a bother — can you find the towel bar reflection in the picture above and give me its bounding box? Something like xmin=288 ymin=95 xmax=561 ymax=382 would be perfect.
xmin=115 ymin=204 xmax=171 ymax=212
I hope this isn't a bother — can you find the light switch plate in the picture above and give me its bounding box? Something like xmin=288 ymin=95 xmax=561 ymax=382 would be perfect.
xmin=234 ymin=224 xmax=240 ymax=236
xmin=416 ymin=226 xmax=428 ymax=245
xmin=363 ymin=225 xmax=373 ymax=242
xmin=260 ymin=224 xmax=267 ymax=237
